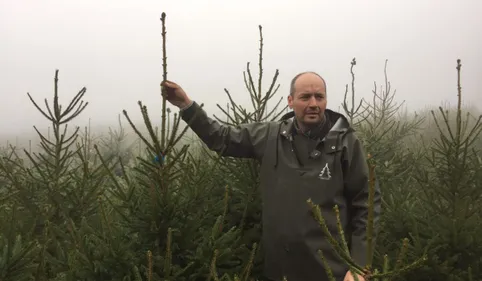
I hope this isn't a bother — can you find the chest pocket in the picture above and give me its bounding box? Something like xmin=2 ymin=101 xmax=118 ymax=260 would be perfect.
xmin=310 ymin=130 xmax=345 ymax=181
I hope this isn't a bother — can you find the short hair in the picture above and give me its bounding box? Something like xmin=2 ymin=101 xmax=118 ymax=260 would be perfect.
xmin=289 ymin=71 xmax=327 ymax=96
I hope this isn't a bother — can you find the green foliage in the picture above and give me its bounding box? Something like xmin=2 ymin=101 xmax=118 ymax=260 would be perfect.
xmin=203 ymin=24 xmax=288 ymax=277
xmin=400 ymin=60 xmax=482 ymax=281
xmin=0 ymin=205 xmax=41 ymax=281
xmin=0 ymin=12 xmax=481 ymax=281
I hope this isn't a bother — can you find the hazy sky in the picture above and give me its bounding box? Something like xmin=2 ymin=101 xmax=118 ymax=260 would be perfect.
xmin=1 ymin=0 xmax=481 ymax=141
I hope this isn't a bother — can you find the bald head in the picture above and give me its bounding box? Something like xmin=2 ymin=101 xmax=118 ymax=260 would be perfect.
xmin=289 ymin=71 xmax=327 ymax=96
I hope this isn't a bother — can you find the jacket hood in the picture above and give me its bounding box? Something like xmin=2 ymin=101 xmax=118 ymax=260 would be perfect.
xmin=278 ymin=108 xmax=352 ymax=132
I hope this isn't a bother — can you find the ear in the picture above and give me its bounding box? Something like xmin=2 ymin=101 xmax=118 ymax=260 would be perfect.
xmin=287 ymin=95 xmax=293 ymax=109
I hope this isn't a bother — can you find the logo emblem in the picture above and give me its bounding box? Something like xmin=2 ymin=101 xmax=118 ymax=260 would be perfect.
xmin=318 ymin=163 xmax=332 ymax=180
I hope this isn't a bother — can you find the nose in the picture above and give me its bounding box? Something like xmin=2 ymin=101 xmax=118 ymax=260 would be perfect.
xmin=308 ymin=96 xmax=318 ymax=107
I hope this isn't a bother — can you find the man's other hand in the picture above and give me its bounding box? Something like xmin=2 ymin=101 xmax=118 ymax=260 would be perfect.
xmin=343 ymin=270 xmax=365 ymax=281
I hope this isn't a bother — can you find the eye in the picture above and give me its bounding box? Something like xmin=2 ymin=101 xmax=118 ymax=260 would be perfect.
xmin=297 ymin=93 xmax=325 ymax=101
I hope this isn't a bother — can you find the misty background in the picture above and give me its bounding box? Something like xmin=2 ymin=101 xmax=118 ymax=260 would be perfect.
xmin=1 ymin=0 xmax=481 ymax=149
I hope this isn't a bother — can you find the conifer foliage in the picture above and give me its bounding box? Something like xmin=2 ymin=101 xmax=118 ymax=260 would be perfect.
xmin=202 ymin=24 xmax=288 ymax=277
xmin=89 ymin=12 xmax=257 ymax=281
xmin=0 ymin=69 xmax=119 ymax=280
xmin=402 ymin=59 xmax=482 ymax=281
xmin=1 ymin=12 xmax=481 ymax=281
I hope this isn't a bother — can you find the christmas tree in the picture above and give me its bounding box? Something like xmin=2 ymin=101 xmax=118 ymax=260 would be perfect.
xmin=1 ymin=12 xmax=480 ymax=281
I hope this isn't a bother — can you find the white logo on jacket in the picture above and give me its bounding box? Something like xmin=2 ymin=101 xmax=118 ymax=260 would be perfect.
xmin=318 ymin=163 xmax=332 ymax=180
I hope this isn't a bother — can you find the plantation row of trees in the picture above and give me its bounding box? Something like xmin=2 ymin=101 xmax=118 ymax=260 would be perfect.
xmin=1 ymin=13 xmax=481 ymax=281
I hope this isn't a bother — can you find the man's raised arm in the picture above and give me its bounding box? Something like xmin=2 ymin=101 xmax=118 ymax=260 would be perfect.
xmin=162 ymin=80 xmax=270 ymax=160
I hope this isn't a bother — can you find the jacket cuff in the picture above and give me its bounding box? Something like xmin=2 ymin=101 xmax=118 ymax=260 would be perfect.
xmin=180 ymin=101 xmax=204 ymax=123
xmin=180 ymin=100 xmax=194 ymax=111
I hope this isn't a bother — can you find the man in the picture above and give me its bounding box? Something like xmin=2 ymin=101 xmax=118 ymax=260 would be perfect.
xmin=161 ymin=72 xmax=381 ymax=281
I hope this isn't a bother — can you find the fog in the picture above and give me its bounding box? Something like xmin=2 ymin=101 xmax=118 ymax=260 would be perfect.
xmin=1 ymin=0 xmax=481 ymax=148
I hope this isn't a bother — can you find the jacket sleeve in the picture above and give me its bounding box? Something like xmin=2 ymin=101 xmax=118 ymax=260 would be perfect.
xmin=180 ymin=101 xmax=270 ymax=160
xmin=343 ymin=134 xmax=382 ymax=268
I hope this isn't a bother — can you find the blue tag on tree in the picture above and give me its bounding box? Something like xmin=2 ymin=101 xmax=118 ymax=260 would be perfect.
xmin=154 ymin=152 xmax=166 ymax=164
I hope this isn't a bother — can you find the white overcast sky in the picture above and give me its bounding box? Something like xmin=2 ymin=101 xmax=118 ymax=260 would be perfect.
xmin=1 ymin=0 xmax=481 ymax=142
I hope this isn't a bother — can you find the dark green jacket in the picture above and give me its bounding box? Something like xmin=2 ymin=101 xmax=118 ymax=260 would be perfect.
xmin=181 ymin=102 xmax=381 ymax=281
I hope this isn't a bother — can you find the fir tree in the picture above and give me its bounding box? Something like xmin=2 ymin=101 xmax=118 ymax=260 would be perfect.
xmin=200 ymin=24 xmax=288 ymax=279
xmin=340 ymin=58 xmax=428 ymax=272
xmin=91 ymin=12 xmax=255 ymax=281
xmin=0 ymin=69 xmax=132 ymax=280
xmin=400 ymin=59 xmax=482 ymax=281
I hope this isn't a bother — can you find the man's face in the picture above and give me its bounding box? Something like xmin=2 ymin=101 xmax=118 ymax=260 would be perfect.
xmin=287 ymin=73 xmax=327 ymax=128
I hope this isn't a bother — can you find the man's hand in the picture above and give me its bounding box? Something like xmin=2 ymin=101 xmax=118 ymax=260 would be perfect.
xmin=343 ymin=270 xmax=365 ymax=281
xmin=161 ymin=80 xmax=192 ymax=109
